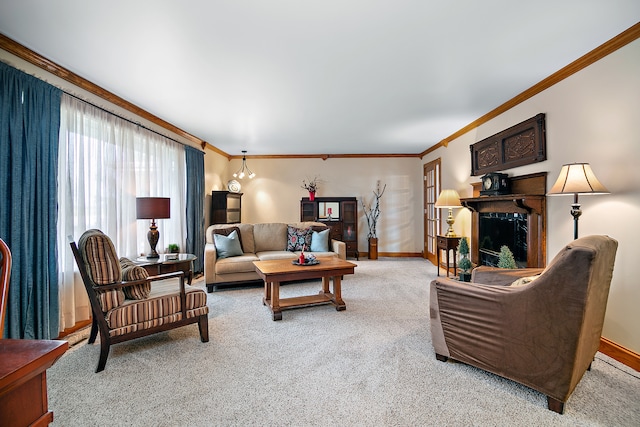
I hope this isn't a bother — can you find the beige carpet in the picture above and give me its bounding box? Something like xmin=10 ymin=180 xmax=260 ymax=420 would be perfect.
xmin=48 ymin=258 xmax=640 ymax=426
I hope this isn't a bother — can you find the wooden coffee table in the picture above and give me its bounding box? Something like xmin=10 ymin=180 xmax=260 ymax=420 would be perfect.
xmin=253 ymin=257 xmax=356 ymax=321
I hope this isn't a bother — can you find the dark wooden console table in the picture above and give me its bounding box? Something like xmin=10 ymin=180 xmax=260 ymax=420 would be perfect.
xmin=436 ymin=235 xmax=461 ymax=277
xmin=0 ymin=339 xmax=68 ymax=426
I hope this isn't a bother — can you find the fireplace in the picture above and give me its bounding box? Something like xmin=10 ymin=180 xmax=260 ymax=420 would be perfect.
xmin=461 ymin=172 xmax=547 ymax=269
xmin=479 ymin=212 xmax=528 ymax=267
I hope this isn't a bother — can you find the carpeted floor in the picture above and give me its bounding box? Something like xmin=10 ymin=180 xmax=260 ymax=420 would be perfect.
xmin=48 ymin=258 xmax=640 ymax=426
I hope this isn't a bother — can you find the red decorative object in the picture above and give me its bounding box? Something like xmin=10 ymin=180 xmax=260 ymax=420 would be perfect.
xmin=309 ymin=191 xmax=315 ymax=201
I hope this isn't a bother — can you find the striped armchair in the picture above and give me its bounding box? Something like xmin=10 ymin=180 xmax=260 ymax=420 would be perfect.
xmin=70 ymin=230 xmax=209 ymax=372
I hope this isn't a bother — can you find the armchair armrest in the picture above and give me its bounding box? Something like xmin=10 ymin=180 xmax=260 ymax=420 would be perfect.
xmin=471 ymin=266 xmax=545 ymax=286
xmin=331 ymin=239 xmax=346 ymax=260
xmin=204 ymin=243 xmax=218 ymax=284
xmin=92 ymin=271 xmax=185 ymax=292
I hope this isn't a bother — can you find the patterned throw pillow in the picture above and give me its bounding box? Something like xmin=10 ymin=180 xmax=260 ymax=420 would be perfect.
xmin=287 ymin=226 xmax=312 ymax=251
xmin=212 ymin=226 xmax=244 ymax=252
xmin=119 ymin=257 xmax=151 ymax=300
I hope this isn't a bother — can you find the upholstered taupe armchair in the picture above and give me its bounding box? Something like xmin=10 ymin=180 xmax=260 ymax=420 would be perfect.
xmin=430 ymin=235 xmax=618 ymax=414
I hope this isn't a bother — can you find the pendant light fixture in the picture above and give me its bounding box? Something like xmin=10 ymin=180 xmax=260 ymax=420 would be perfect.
xmin=233 ymin=150 xmax=256 ymax=179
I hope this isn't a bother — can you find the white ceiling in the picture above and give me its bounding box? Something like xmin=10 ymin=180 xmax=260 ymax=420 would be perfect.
xmin=1 ymin=1 xmax=638 ymax=156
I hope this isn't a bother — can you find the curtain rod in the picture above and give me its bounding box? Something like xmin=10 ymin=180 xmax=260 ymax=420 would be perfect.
xmin=62 ymin=90 xmax=193 ymax=149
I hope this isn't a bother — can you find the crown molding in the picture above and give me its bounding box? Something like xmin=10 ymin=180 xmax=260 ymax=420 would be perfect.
xmin=3 ymin=21 xmax=638 ymax=161
xmin=0 ymin=33 xmax=210 ymax=152
xmin=420 ymin=22 xmax=640 ymax=159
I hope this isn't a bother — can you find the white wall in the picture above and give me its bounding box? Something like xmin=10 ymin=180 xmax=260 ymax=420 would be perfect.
xmin=214 ymin=157 xmax=424 ymax=254
xmin=423 ymin=39 xmax=640 ymax=353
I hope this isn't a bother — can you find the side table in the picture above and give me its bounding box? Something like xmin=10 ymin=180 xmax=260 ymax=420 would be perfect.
xmin=436 ymin=235 xmax=461 ymax=278
xmin=133 ymin=253 xmax=197 ymax=285
xmin=0 ymin=339 xmax=68 ymax=427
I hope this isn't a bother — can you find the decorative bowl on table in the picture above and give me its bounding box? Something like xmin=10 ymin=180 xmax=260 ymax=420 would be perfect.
xmin=292 ymin=254 xmax=319 ymax=266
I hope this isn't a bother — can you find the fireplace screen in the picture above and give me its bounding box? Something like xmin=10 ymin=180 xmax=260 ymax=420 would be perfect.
xmin=479 ymin=212 xmax=528 ymax=267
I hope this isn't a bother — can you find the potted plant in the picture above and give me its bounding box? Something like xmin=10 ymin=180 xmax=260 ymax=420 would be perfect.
xmin=301 ymin=177 xmax=319 ymax=201
xmin=362 ymin=181 xmax=386 ymax=260
xmin=457 ymin=237 xmax=472 ymax=282
xmin=168 ymin=243 xmax=180 ymax=254
xmin=498 ymin=245 xmax=517 ymax=269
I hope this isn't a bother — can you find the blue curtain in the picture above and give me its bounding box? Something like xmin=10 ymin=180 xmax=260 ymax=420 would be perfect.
xmin=0 ymin=62 xmax=61 ymax=339
xmin=185 ymin=146 xmax=205 ymax=274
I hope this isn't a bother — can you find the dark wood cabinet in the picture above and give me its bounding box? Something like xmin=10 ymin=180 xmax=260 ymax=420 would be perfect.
xmin=300 ymin=197 xmax=359 ymax=259
xmin=211 ymin=191 xmax=242 ymax=225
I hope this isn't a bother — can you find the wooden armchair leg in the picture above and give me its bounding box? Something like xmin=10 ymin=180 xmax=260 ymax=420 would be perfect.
xmin=547 ymin=396 xmax=565 ymax=414
xmin=88 ymin=317 xmax=99 ymax=344
xmin=198 ymin=315 xmax=209 ymax=343
xmin=96 ymin=340 xmax=110 ymax=373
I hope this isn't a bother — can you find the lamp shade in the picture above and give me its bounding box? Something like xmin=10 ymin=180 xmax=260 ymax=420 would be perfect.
xmin=136 ymin=197 xmax=171 ymax=219
xmin=548 ymin=163 xmax=609 ymax=195
xmin=434 ymin=189 xmax=462 ymax=208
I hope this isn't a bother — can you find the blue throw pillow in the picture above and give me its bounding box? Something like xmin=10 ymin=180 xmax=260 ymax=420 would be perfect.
xmin=214 ymin=229 xmax=244 ymax=259
xmin=310 ymin=229 xmax=330 ymax=252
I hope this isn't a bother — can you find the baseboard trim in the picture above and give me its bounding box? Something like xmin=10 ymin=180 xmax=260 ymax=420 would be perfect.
xmin=359 ymin=252 xmax=423 ymax=258
xmin=599 ymin=337 xmax=640 ymax=371
xmin=57 ymin=318 xmax=92 ymax=339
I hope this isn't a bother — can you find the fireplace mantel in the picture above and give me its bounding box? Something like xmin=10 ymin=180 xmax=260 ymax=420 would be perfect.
xmin=461 ymin=172 xmax=547 ymax=268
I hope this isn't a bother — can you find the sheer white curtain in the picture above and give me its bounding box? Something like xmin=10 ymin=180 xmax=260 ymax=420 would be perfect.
xmin=57 ymin=94 xmax=186 ymax=331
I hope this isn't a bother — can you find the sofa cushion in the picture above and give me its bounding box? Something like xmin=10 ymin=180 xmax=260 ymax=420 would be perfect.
xmin=214 ymin=230 xmax=244 ymax=259
xmin=287 ymin=226 xmax=313 ymax=251
xmin=254 ymin=223 xmax=288 ymax=252
xmin=310 ymin=228 xmax=330 ymax=252
xmin=256 ymin=251 xmax=298 ymax=261
xmin=215 ymin=254 xmax=260 ymax=274
xmin=211 ymin=226 xmax=244 ymax=252
xmin=105 ymin=279 xmax=208 ymax=337
xmin=119 ymin=257 xmax=151 ymax=300
xmin=209 ymin=223 xmax=255 ymax=253
xmin=510 ymin=275 xmax=540 ymax=287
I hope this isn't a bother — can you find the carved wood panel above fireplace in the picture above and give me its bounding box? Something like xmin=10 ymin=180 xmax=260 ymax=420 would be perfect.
xmin=461 ymin=172 xmax=547 ymax=268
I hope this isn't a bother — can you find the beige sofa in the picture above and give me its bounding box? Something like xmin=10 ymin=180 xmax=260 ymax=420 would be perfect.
xmin=204 ymin=222 xmax=346 ymax=292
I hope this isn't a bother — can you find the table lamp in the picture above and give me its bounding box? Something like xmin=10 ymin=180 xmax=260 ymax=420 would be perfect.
xmin=547 ymin=163 xmax=609 ymax=239
xmin=435 ymin=189 xmax=462 ymax=237
xmin=136 ymin=197 xmax=171 ymax=258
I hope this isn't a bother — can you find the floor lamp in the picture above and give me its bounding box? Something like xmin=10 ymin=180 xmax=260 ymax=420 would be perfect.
xmin=136 ymin=197 xmax=171 ymax=258
xmin=435 ymin=189 xmax=462 ymax=237
xmin=547 ymin=163 xmax=609 ymax=240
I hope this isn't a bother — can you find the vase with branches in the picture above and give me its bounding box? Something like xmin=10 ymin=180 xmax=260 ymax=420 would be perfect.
xmin=362 ymin=181 xmax=386 ymax=259
xmin=301 ymin=177 xmax=319 ymax=200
